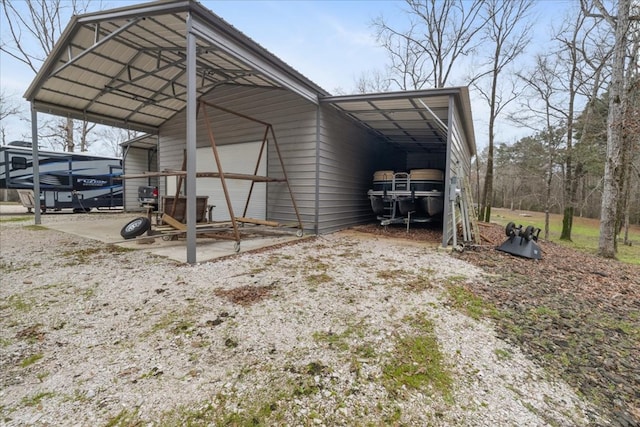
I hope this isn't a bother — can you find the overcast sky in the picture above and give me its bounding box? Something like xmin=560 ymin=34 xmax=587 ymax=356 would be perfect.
xmin=0 ymin=0 xmax=576 ymax=154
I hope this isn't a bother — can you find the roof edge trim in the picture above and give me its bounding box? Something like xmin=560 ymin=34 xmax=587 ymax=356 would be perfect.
xmin=31 ymin=101 xmax=160 ymax=135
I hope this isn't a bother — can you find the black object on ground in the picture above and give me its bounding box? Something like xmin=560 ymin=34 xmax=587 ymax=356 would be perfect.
xmin=497 ymin=222 xmax=542 ymax=260
xmin=120 ymin=217 xmax=151 ymax=239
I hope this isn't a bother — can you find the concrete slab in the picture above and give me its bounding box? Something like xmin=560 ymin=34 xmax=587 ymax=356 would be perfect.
xmin=0 ymin=204 xmax=32 ymax=215
xmin=45 ymin=214 xmax=132 ymax=244
xmin=117 ymin=232 xmax=302 ymax=263
xmin=40 ymin=212 xmax=304 ymax=263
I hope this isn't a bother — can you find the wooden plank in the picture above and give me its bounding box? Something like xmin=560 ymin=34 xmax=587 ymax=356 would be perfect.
xmin=161 ymin=214 xmax=187 ymax=231
xmin=195 ymin=172 xmax=284 ymax=182
xmin=235 ymin=217 xmax=280 ymax=227
xmin=121 ymin=171 xmax=285 ymax=182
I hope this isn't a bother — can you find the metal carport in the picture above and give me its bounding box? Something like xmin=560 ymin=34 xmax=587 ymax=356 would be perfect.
xmin=23 ymin=0 xmax=328 ymax=264
xmin=322 ymin=89 xmax=476 ymax=247
xmin=24 ymin=0 xmax=477 ymax=263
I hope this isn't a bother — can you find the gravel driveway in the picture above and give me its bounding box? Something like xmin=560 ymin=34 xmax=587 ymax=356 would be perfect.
xmin=1 ymin=212 xmax=602 ymax=426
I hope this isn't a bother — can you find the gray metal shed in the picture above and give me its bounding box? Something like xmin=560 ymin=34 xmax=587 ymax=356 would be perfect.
xmin=120 ymin=134 xmax=159 ymax=210
xmin=23 ymin=0 xmax=476 ymax=263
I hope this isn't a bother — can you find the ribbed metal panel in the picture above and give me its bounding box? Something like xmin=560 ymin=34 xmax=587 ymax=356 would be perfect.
xmin=123 ymin=147 xmax=157 ymax=211
xmin=159 ymin=85 xmax=318 ymax=231
xmin=317 ymin=105 xmax=384 ymax=234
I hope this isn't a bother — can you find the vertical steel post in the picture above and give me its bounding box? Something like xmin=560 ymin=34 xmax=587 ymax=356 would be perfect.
xmin=31 ymin=105 xmax=41 ymax=225
xmin=441 ymin=95 xmax=454 ymax=247
xmin=185 ymin=12 xmax=197 ymax=264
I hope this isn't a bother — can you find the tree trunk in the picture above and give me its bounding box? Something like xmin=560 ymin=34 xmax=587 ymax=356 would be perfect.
xmin=481 ymin=139 xmax=494 ymax=222
xmin=545 ymin=138 xmax=553 ymax=240
xmin=560 ymin=84 xmax=576 ymax=240
xmin=562 ymin=206 xmax=574 ymax=240
xmin=481 ymin=51 xmax=500 ymax=223
xmin=66 ymin=117 xmax=74 ymax=152
xmin=598 ymin=0 xmax=630 ymax=258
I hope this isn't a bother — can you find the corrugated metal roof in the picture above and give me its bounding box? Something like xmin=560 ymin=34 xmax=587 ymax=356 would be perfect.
xmin=24 ymin=0 xmax=476 ymax=158
xmin=322 ymin=88 xmax=476 ymax=156
xmin=24 ymin=0 xmax=329 ymax=133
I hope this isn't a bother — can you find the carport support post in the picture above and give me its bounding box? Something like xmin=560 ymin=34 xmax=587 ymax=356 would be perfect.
xmin=185 ymin=13 xmax=197 ymax=264
xmin=31 ymin=104 xmax=41 ymax=225
xmin=441 ymin=95 xmax=454 ymax=248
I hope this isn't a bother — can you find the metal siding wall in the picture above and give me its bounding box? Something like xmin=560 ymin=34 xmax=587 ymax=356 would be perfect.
xmin=159 ymin=86 xmax=318 ymax=231
xmin=443 ymin=99 xmax=474 ymax=246
xmin=123 ymin=147 xmax=152 ymax=212
xmin=317 ymin=105 xmax=383 ymax=234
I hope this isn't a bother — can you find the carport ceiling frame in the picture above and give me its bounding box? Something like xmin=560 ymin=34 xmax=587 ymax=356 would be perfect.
xmin=322 ymin=88 xmax=476 ymax=156
xmin=24 ymin=0 xmax=327 ymax=133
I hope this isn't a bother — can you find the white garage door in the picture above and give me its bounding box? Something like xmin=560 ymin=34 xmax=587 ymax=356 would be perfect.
xmin=167 ymin=141 xmax=266 ymax=221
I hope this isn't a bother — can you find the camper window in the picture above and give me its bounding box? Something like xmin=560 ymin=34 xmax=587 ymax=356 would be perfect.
xmin=11 ymin=157 xmax=27 ymax=170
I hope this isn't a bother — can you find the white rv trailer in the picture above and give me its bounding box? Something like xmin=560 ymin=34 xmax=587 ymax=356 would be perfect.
xmin=0 ymin=143 xmax=123 ymax=212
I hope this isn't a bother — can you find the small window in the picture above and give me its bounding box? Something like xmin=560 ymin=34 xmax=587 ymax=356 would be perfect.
xmin=11 ymin=156 xmax=28 ymax=170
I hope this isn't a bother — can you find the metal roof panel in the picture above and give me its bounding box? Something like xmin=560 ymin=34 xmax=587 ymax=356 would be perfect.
xmin=25 ymin=0 xmax=327 ymax=132
xmin=322 ymin=88 xmax=476 ymax=156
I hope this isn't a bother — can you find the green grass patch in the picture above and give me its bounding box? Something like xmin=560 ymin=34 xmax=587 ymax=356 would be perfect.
xmin=0 ymin=216 xmax=32 ymax=223
xmin=401 ymin=276 xmax=432 ymax=291
xmin=382 ymin=314 xmax=453 ymax=401
xmin=593 ymin=312 xmax=640 ymax=341
xmin=23 ymin=225 xmax=48 ymax=231
xmin=1 ymin=294 xmax=33 ymax=312
xmin=61 ymin=246 xmax=134 ymax=265
xmin=313 ymin=330 xmax=351 ymax=352
xmin=530 ymin=306 xmax=559 ymax=320
xmin=104 ymin=408 xmax=140 ymax=427
xmin=20 ymin=352 xmax=44 ymax=368
xmin=147 ymin=307 xmax=197 ymax=337
xmin=0 ymin=260 xmax=37 ymax=273
xmin=336 ymin=250 xmax=362 ymax=259
xmin=313 ymin=321 xmax=369 ymax=352
xmin=446 ymin=285 xmax=497 ymax=320
xmin=306 ymin=272 xmax=332 ymax=286
xmin=494 ymin=348 xmax=513 ymax=361
xmin=159 ymin=397 xmax=285 ymax=427
xmin=376 ymin=268 xmax=411 ymax=281
xmin=305 ymin=255 xmax=330 ymax=272
xmin=21 ymin=391 xmax=55 ymax=407
xmin=491 ymin=208 xmax=640 ymax=265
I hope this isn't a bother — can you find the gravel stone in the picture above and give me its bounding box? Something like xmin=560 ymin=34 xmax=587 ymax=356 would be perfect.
xmin=0 ymin=213 xmax=604 ymax=425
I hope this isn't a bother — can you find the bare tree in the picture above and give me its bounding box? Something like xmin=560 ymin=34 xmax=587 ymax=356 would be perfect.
xmin=511 ymin=54 xmax=565 ymax=239
xmin=590 ymin=0 xmax=634 ymax=258
xmin=354 ymin=69 xmax=393 ymax=94
xmin=372 ymin=0 xmax=487 ymax=89
xmin=619 ymin=22 xmax=639 ymax=246
xmin=474 ymin=0 xmax=534 ymax=222
xmin=0 ymin=89 xmax=24 ymax=144
xmin=93 ymin=126 xmax=141 ymax=158
xmin=550 ymin=3 xmax=612 ymax=241
xmin=1 ymin=0 xmax=93 ymax=152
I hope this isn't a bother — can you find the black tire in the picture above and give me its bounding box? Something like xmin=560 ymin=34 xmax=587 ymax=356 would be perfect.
xmin=522 ymin=225 xmax=534 ymax=241
xmin=121 ymin=217 xmax=151 ymax=239
xmin=505 ymin=222 xmax=516 ymax=237
xmin=73 ymin=207 xmax=91 ymax=213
